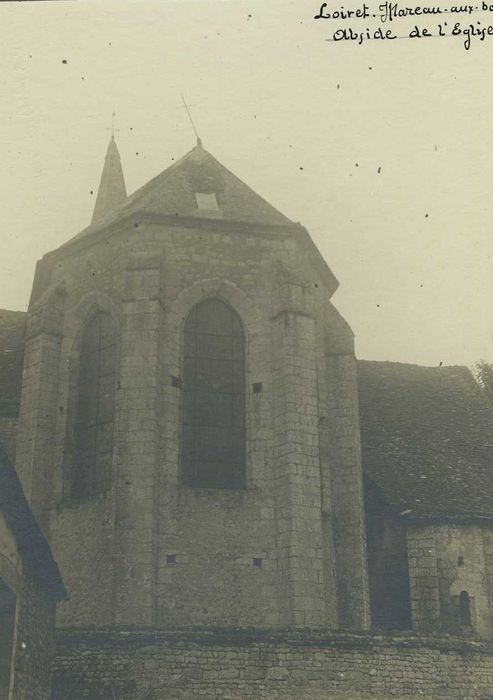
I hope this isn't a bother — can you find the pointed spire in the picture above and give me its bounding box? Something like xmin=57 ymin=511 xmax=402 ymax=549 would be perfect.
xmin=91 ymin=135 xmax=127 ymax=225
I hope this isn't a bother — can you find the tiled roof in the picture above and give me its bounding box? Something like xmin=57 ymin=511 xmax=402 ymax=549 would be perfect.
xmin=0 ymin=444 xmax=66 ymax=601
xmin=68 ymin=142 xmax=294 ymax=244
xmin=0 ymin=310 xmax=26 ymax=417
xmin=358 ymin=360 xmax=493 ymax=519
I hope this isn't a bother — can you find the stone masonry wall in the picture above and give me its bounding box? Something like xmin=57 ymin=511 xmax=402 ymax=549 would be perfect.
xmin=20 ymin=216 xmax=367 ymax=630
xmin=407 ymin=523 xmax=493 ymax=640
xmin=51 ymin=628 xmax=493 ymax=699
xmin=271 ymin=276 xmax=326 ymax=627
xmin=407 ymin=526 xmax=441 ymax=633
xmin=0 ymin=509 xmax=57 ymax=700
xmin=15 ymin=285 xmax=66 ymax=533
xmin=10 ymin=571 xmax=56 ymax=700
xmin=0 ymin=417 xmax=19 ymax=463
xmin=325 ymin=353 xmax=370 ymax=630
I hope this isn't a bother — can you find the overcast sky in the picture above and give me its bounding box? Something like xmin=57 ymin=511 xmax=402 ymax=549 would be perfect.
xmin=2 ymin=0 xmax=491 ymax=367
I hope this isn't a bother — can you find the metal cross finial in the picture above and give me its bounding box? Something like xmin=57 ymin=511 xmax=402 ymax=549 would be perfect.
xmin=179 ymin=94 xmax=202 ymax=146
xmin=105 ymin=110 xmax=120 ymax=138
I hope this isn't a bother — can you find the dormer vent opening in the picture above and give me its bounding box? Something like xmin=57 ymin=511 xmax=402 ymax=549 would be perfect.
xmin=195 ymin=192 xmax=219 ymax=211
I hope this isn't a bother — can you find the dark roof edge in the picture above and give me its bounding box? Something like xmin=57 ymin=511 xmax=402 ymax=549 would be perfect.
xmin=0 ymin=445 xmax=67 ymax=601
xmin=55 ymin=626 xmax=493 ymax=654
xmin=0 ymin=309 xmax=26 ymax=318
xmin=357 ymin=358 xmax=473 ymax=373
xmin=402 ymin=512 xmax=493 ymax=526
xmin=365 ymin=477 xmax=493 ymax=524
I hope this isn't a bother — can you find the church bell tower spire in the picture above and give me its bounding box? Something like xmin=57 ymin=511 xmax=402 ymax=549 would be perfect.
xmin=91 ymin=134 xmax=127 ymax=225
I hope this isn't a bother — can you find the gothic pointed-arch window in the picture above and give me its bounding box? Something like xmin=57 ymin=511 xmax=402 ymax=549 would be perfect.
xmin=72 ymin=312 xmax=117 ymax=500
xmin=181 ymin=298 xmax=246 ymax=489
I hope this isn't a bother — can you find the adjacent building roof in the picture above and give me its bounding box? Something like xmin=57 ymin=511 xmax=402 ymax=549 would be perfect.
xmin=358 ymin=361 xmax=493 ymax=519
xmin=0 ymin=444 xmax=67 ymax=601
xmin=0 ymin=310 xmax=26 ymax=417
xmin=70 ymin=140 xmax=294 ymax=245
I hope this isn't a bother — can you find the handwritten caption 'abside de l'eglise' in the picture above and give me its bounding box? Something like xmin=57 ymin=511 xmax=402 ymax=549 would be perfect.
xmin=314 ymin=0 xmax=493 ymax=48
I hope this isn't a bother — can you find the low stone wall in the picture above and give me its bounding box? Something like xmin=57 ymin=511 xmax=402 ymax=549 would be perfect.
xmin=52 ymin=627 xmax=493 ymax=699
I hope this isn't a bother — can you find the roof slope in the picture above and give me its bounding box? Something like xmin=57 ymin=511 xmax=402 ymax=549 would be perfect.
xmin=358 ymin=361 xmax=493 ymax=518
xmin=69 ymin=142 xmax=294 ymax=244
xmin=0 ymin=310 xmax=26 ymax=416
xmin=0 ymin=444 xmax=66 ymax=601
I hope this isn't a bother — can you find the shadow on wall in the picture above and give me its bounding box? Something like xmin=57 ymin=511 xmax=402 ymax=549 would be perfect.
xmin=364 ymin=479 xmax=412 ymax=631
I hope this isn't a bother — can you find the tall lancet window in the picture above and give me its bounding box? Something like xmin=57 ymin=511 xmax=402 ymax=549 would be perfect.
xmin=459 ymin=591 xmax=472 ymax=627
xmin=72 ymin=312 xmax=117 ymax=500
xmin=181 ymin=298 xmax=246 ymax=489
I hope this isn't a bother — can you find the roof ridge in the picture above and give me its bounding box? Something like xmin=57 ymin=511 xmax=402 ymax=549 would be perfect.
xmin=110 ymin=143 xmax=199 ymax=216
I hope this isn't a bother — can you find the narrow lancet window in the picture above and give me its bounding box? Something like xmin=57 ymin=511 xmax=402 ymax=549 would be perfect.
xmin=181 ymin=298 xmax=245 ymax=489
xmin=459 ymin=590 xmax=472 ymax=627
xmin=72 ymin=312 xmax=117 ymax=500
